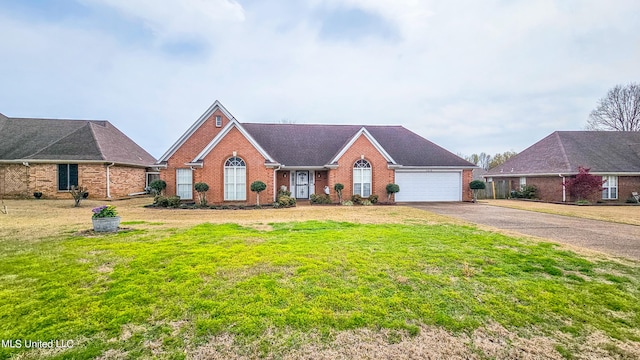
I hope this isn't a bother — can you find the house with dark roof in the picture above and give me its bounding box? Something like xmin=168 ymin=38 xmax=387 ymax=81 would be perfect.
xmin=0 ymin=113 xmax=156 ymax=199
xmin=484 ymin=131 xmax=640 ymax=202
xmin=157 ymin=101 xmax=476 ymax=203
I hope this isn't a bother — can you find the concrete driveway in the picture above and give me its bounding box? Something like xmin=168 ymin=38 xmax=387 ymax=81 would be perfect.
xmin=408 ymin=202 xmax=640 ymax=261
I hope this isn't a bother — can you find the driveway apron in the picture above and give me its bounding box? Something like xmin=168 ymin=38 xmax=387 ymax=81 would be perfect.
xmin=408 ymin=203 xmax=640 ymax=261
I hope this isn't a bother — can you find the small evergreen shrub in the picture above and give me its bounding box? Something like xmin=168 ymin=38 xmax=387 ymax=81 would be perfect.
xmin=386 ymin=183 xmax=400 ymax=201
xmin=341 ymin=200 xmax=354 ymax=206
xmin=361 ymin=200 xmax=372 ymax=206
xmin=250 ymin=180 xmax=267 ymax=206
xmin=368 ymin=194 xmax=379 ymax=204
xmin=194 ymin=182 xmax=209 ymax=207
xmin=351 ymin=194 xmax=363 ymax=205
xmin=310 ymin=193 xmax=332 ymax=204
xmin=149 ymin=180 xmax=167 ymax=195
xmin=334 ymin=183 xmax=344 ymax=202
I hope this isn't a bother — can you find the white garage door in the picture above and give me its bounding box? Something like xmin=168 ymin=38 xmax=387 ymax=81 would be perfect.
xmin=395 ymin=171 xmax=462 ymax=202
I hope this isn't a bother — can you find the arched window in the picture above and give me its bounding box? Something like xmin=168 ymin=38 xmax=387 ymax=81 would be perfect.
xmin=224 ymin=157 xmax=246 ymax=201
xmin=353 ymin=159 xmax=372 ymax=197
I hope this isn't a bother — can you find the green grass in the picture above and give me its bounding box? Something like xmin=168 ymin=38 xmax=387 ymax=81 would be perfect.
xmin=1 ymin=221 xmax=640 ymax=358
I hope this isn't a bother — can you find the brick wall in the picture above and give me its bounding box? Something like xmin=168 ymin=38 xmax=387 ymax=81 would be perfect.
xmin=108 ymin=166 xmax=148 ymax=198
xmin=0 ymin=164 xmax=29 ymax=197
xmin=330 ymin=134 xmax=395 ymax=203
xmin=462 ymin=169 xmax=473 ymax=202
xmin=162 ymin=109 xmax=230 ymax=197
xmin=197 ymin=127 xmax=274 ymax=204
xmin=1 ymin=163 xmax=147 ymax=199
xmin=618 ymin=176 xmax=640 ymax=202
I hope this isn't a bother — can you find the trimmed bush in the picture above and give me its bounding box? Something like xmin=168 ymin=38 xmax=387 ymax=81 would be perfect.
xmin=368 ymin=194 xmax=379 ymax=204
xmin=351 ymin=194 xmax=363 ymax=205
xmin=469 ymin=180 xmax=486 ymax=202
xmin=250 ymin=181 xmax=267 ymax=206
xmin=194 ymin=182 xmax=209 ymax=207
xmin=149 ymin=179 xmax=167 ymax=196
xmin=386 ymin=183 xmax=400 ymax=201
xmin=334 ymin=183 xmax=344 ymax=202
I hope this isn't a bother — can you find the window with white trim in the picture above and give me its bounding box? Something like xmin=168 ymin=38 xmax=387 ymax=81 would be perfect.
xmin=519 ymin=177 xmax=526 ymax=188
xmin=353 ymin=159 xmax=372 ymax=197
xmin=224 ymin=157 xmax=246 ymax=201
xmin=176 ymin=169 xmax=193 ymax=200
xmin=602 ymin=175 xmax=618 ymax=200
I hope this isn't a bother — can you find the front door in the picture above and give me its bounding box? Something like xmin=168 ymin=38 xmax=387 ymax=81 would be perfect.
xmin=296 ymin=171 xmax=309 ymax=199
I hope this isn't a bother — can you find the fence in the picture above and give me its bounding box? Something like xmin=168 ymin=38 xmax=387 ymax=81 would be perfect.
xmin=476 ymin=180 xmax=510 ymax=200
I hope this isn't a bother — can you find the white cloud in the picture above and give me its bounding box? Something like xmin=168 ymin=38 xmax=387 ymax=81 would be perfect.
xmin=81 ymin=0 xmax=246 ymax=42
xmin=1 ymin=1 xmax=640 ymax=158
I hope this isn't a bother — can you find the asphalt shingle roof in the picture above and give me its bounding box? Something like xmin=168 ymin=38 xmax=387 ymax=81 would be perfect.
xmin=0 ymin=117 xmax=156 ymax=166
xmin=241 ymin=123 xmax=473 ymax=167
xmin=487 ymin=131 xmax=640 ymax=176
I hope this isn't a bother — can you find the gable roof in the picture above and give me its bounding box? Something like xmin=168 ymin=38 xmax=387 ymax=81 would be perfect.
xmin=241 ymin=123 xmax=474 ymax=168
xmin=486 ymin=131 xmax=640 ymax=176
xmin=158 ymin=100 xmax=234 ymax=162
xmin=0 ymin=117 xmax=156 ymax=167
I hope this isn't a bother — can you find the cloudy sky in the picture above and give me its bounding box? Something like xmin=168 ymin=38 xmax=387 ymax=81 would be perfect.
xmin=1 ymin=1 xmax=639 ymax=159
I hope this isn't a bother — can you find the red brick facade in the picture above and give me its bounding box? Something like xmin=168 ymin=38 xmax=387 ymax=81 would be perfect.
xmin=0 ymin=163 xmax=148 ymax=199
xmin=490 ymin=175 xmax=640 ymax=203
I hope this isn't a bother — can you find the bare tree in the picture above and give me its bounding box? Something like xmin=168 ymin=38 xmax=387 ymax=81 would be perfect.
xmin=587 ymin=83 xmax=640 ymax=131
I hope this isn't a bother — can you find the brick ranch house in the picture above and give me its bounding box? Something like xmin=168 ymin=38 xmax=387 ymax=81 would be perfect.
xmin=157 ymin=101 xmax=476 ymax=204
xmin=0 ymin=113 xmax=157 ymax=199
xmin=485 ymin=131 xmax=640 ymax=203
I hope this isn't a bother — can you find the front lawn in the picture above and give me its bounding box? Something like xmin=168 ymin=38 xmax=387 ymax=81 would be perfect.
xmin=1 ymin=217 xmax=639 ymax=359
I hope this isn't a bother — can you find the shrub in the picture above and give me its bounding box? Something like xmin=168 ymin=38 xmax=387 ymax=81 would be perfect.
xmin=469 ymin=180 xmax=486 ymax=202
xmin=250 ymin=181 xmax=267 ymax=206
xmin=361 ymin=200 xmax=372 ymax=206
xmin=310 ymin=193 xmax=332 ymax=204
xmin=277 ymin=195 xmax=296 ymax=208
xmin=368 ymin=194 xmax=379 ymax=204
xmin=194 ymin=182 xmax=209 ymax=207
xmin=386 ymin=183 xmax=400 ymax=201
xmin=334 ymin=183 xmax=344 ymax=202
xmin=341 ymin=200 xmax=353 ymax=206
xmin=167 ymin=196 xmax=181 ymax=208
xmin=351 ymin=194 xmax=363 ymax=205
xmin=153 ymin=195 xmax=180 ymax=208
xmin=149 ymin=180 xmax=167 ymax=195
xmin=69 ymin=185 xmax=88 ymax=207
xmin=154 ymin=196 xmax=169 ymax=207
xmin=564 ymin=167 xmax=605 ymax=202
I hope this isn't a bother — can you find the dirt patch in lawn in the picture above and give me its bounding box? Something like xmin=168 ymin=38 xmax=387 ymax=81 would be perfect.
xmin=188 ymin=324 xmax=640 ymax=360
xmin=0 ymin=198 xmax=457 ymax=241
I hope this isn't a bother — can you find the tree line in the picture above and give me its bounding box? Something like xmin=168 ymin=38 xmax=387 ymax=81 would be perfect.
xmin=459 ymin=151 xmax=517 ymax=170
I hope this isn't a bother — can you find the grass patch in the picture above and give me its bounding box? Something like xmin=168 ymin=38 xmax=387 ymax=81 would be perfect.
xmin=1 ymin=221 xmax=639 ymax=358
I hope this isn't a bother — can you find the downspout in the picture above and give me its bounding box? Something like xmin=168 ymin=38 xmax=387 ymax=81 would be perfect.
xmin=106 ymin=163 xmax=115 ymax=198
xmin=273 ymin=165 xmax=281 ymax=202
xmin=22 ymin=162 xmax=30 ymax=194
xmin=559 ymin=174 xmax=566 ymax=202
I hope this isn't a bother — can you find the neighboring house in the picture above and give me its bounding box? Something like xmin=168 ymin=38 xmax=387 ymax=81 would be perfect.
xmin=485 ymin=131 xmax=640 ymax=202
xmin=156 ymin=101 xmax=475 ymax=204
xmin=0 ymin=113 xmax=157 ymax=199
